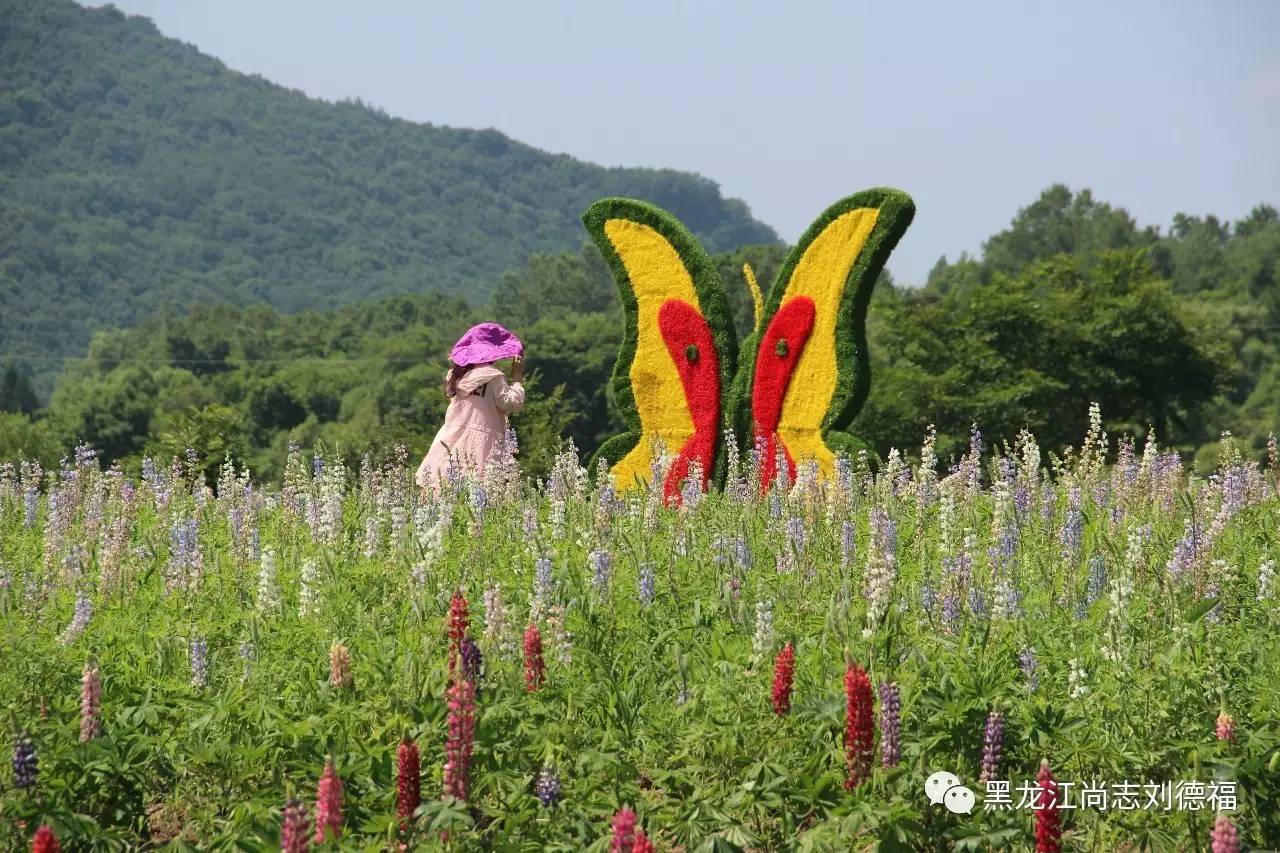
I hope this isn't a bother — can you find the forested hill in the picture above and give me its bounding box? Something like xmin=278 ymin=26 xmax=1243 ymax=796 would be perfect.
xmin=0 ymin=0 xmax=778 ymax=388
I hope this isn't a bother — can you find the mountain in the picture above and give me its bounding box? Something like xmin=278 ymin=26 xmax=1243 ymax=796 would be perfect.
xmin=0 ymin=0 xmax=779 ymax=393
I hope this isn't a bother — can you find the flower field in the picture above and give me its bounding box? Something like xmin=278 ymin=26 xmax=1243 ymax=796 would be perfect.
xmin=2 ymin=413 xmax=1279 ymax=851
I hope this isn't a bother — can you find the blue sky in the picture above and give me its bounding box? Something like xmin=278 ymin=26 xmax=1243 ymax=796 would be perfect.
xmin=93 ymin=0 xmax=1280 ymax=284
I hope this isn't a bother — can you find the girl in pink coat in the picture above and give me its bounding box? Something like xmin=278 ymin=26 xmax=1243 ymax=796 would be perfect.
xmin=415 ymin=323 xmax=526 ymax=492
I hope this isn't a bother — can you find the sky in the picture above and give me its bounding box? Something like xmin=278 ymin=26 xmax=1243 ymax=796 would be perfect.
xmin=90 ymin=0 xmax=1280 ymax=285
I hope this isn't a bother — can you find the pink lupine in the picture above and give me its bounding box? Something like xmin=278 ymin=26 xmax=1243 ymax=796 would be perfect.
xmin=609 ymin=806 xmax=637 ymax=852
xmin=1210 ymin=814 xmax=1240 ymax=853
xmin=281 ymin=797 xmax=312 ymax=853
xmin=442 ymin=676 xmax=476 ymax=801
xmin=396 ymin=738 xmax=421 ymax=828
xmin=524 ymin=622 xmax=545 ymax=692
xmin=447 ymin=590 xmax=469 ymax=674
xmin=79 ymin=663 xmax=101 ymax=742
xmin=328 ymin=643 xmax=352 ymax=689
xmin=1215 ymin=711 xmax=1235 ymax=743
xmin=314 ymin=757 xmax=343 ymax=843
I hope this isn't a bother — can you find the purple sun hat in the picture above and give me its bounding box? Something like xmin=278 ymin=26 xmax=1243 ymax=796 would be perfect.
xmin=450 ymin=322 xmax=524 ymax=367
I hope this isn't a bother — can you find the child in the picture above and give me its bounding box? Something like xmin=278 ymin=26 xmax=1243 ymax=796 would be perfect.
xmin=415 ymin=323 xmax=526 ymax=492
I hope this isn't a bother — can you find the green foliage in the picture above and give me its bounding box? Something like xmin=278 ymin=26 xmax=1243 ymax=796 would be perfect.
xmin=861 ymin=249 xmax=1232 ymax=462
xmin=0 ymin=0 xmax=778 ymax=395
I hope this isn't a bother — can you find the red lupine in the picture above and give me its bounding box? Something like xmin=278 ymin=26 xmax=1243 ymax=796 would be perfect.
xmin=633 ymin=829 xmax=655 ymax=853
xmin=328 ymin=643 xmax=352 ymax=689
xmin=396 ymin=738 xmax=421 ymax=828
xmin=771 ymin=642 xmax=795 ymax=715
xmin=524 ymin=622 xmax=546 ymax=692
xmin=447 ymin=590 xmax=470 ymax=673
xmin=609 ymin=806 xmax=637 ymax=852
xmin=1215 ymin=711 xmax=1235 ymax=743
xmin=1034 ymin=758 xmax=1062 ymax=853
xmin=442 ymin=676 xmax=476 ymax=801
xmin=31 ymin=825 xmax=60 ymax=853
xmin=314 ymin=757 xmax=343 ymax=843
xmin=843 ymin=661 xmax=875 ymax=789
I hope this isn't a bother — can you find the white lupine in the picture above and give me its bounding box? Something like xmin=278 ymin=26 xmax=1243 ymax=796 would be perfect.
xmin=298 ymin=558 xmax=318 ymax=618
xmin=1257 ymin=560 xmax=1275 ymax=602
xmin=1068 ymin=659 xmax=1090 ymax=699
xmin=256 ymin=546 xmax=280 ymax=615
xmin=751 ymin=599 xmax=774 ymax=662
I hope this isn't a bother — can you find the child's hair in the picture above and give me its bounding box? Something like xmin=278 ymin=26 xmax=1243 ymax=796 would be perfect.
xmin=444 ymin=361 xmax=475 ymax=398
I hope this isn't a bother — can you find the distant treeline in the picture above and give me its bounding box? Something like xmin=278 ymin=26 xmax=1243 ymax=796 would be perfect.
xmin=2 ymin=185 xmax=1276 ymax=480
xmin=0 ymin=0 xmax=777 ymax=396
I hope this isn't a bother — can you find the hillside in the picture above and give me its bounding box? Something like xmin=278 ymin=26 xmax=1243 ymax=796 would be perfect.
xmin=0 ymin=0 xmax=778 ymax=392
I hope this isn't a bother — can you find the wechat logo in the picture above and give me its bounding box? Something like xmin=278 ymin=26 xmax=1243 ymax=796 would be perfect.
xmin=925 ymin=770 xmax=976 ymax=815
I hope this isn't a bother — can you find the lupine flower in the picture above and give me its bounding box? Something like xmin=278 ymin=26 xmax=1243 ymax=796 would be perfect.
xmin=57 ymin=590 xmax=92 ymax=646
xmin=1085 ymin=555 xmax=1107 ymax=606
xmin=298 ymin=559 xmax=318 ymax=618
xmin=771 ymin=642 xmax=795 ymax=715
xmin=1019 ymin=647 xmax=1040 ymax=692
xmin=878 ymin=682 xmax=901 ymax=768
xmin=633 ymin=830 xmax=655 ymax=853
xmin=80 ymin=663 xmax=101 ymax=742
xmin=447 ymin=590 xmax=469 ymax=673
xmin=609 ymin=806 xmax=637 ymax=852
xmin=396 ymin=738 xmax=421 ymax=826
xmin=314 ymin=757 xmax=343 ymax=843
xmin=1215 ymin=711 xmax=1235 ymax=743
xmin=589 ymin=548 xmax=613 ymax=596
xmin=1034 ymin=758 xmax=1062 ymax=853
xmin=979 ymin=709 xmax=1005 ymax=782
xmin=31 ymin=825 xmax=60 ymax=853
xmin=637 ymin=563 xmax=655 ymax=607
xmin=12 ymin=730 xmax=37 ymax=788
xmin=535 ymin=763 xmax=561 ymax=809
xmin=443 ymin=676 xmax=476 ymax=801
xmin=843 ymin=661 xmax=875 ymax=789
xmin=460 ymin=636 xmax=483 ymax=683
xmin=281 ymin=797 xmax=312 ymax=853
xmin=328 ymin=643 xmax=352 ymax=689
xmin=751 ymin=599 xmax=774 ymax=662
xmin=482 ymin=584 xmax=513 ymax=659
xmin=1210 ymin=814 xmax=1240 ymax=853
xmin=534 ymin=556 xmax=554 ymax=604
xmin=1259 ymin=560 xmax=1275 ymax=601
xmin=190 ymin=636 xmax=209 ymax=689
xmin=524 ymin=623 xmax=546 ymax=692
xmin=239 ymin=640 xmax=255 ymax=680
xmin=257 ymin=547 xmax=280 ymax=614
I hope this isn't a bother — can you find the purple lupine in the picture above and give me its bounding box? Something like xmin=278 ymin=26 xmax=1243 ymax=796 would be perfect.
xmin=535 ymin=763 xmax=561 ymax=808
xmin=1019 ymin=647 xmax=1040 ymax=692
xmin=784 ymin=516 xmax=807 ymax=556
xmin=840 ymin=521 xmax=855 ymax=570
xmin=878 ymin=683 xmax=901 ymax=768
xmin=57 ymin=590 xmax=92 ymax=646
xmin=1085 ymin=556 xmax=1106 ymax=606
xmin=190 ymin=637 xmax=209 ymax=688
xmin=534 ymin=556 xmax=554 ymax=603
xmin=459 ymin=636 xmax=483 ymax=683
xmin=589 ymin=548 xmax=613 ymax=596
xmin=12 ymin=730 xmax=37 ymax=788
xmin=638 ymin=564 xmax=655 ymax=606
xmin=979 ymin=709 xmax=1005 ymax=782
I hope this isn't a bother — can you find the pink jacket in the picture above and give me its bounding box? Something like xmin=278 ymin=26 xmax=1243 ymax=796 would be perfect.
xmin=415 ymin=365 xmax=525 ymax=489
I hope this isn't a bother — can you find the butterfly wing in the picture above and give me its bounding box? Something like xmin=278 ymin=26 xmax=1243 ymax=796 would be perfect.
xmin=733 ymin=188 xmax=915 ymax=489
xmin=583 ymin=198 xmax=738 ymax=499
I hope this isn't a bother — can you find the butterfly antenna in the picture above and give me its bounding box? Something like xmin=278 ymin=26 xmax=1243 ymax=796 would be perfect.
xmin=743 ymin=263 xmax=764 ymax=335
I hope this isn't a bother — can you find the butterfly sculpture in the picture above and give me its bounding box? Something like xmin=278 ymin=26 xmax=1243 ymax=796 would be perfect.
xmin=583 ymin=188 xmax=915 ymax=500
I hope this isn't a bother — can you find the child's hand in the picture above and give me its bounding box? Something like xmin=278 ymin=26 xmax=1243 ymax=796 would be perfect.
xmin=511 ymin=355 xmax=525 ymax=381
